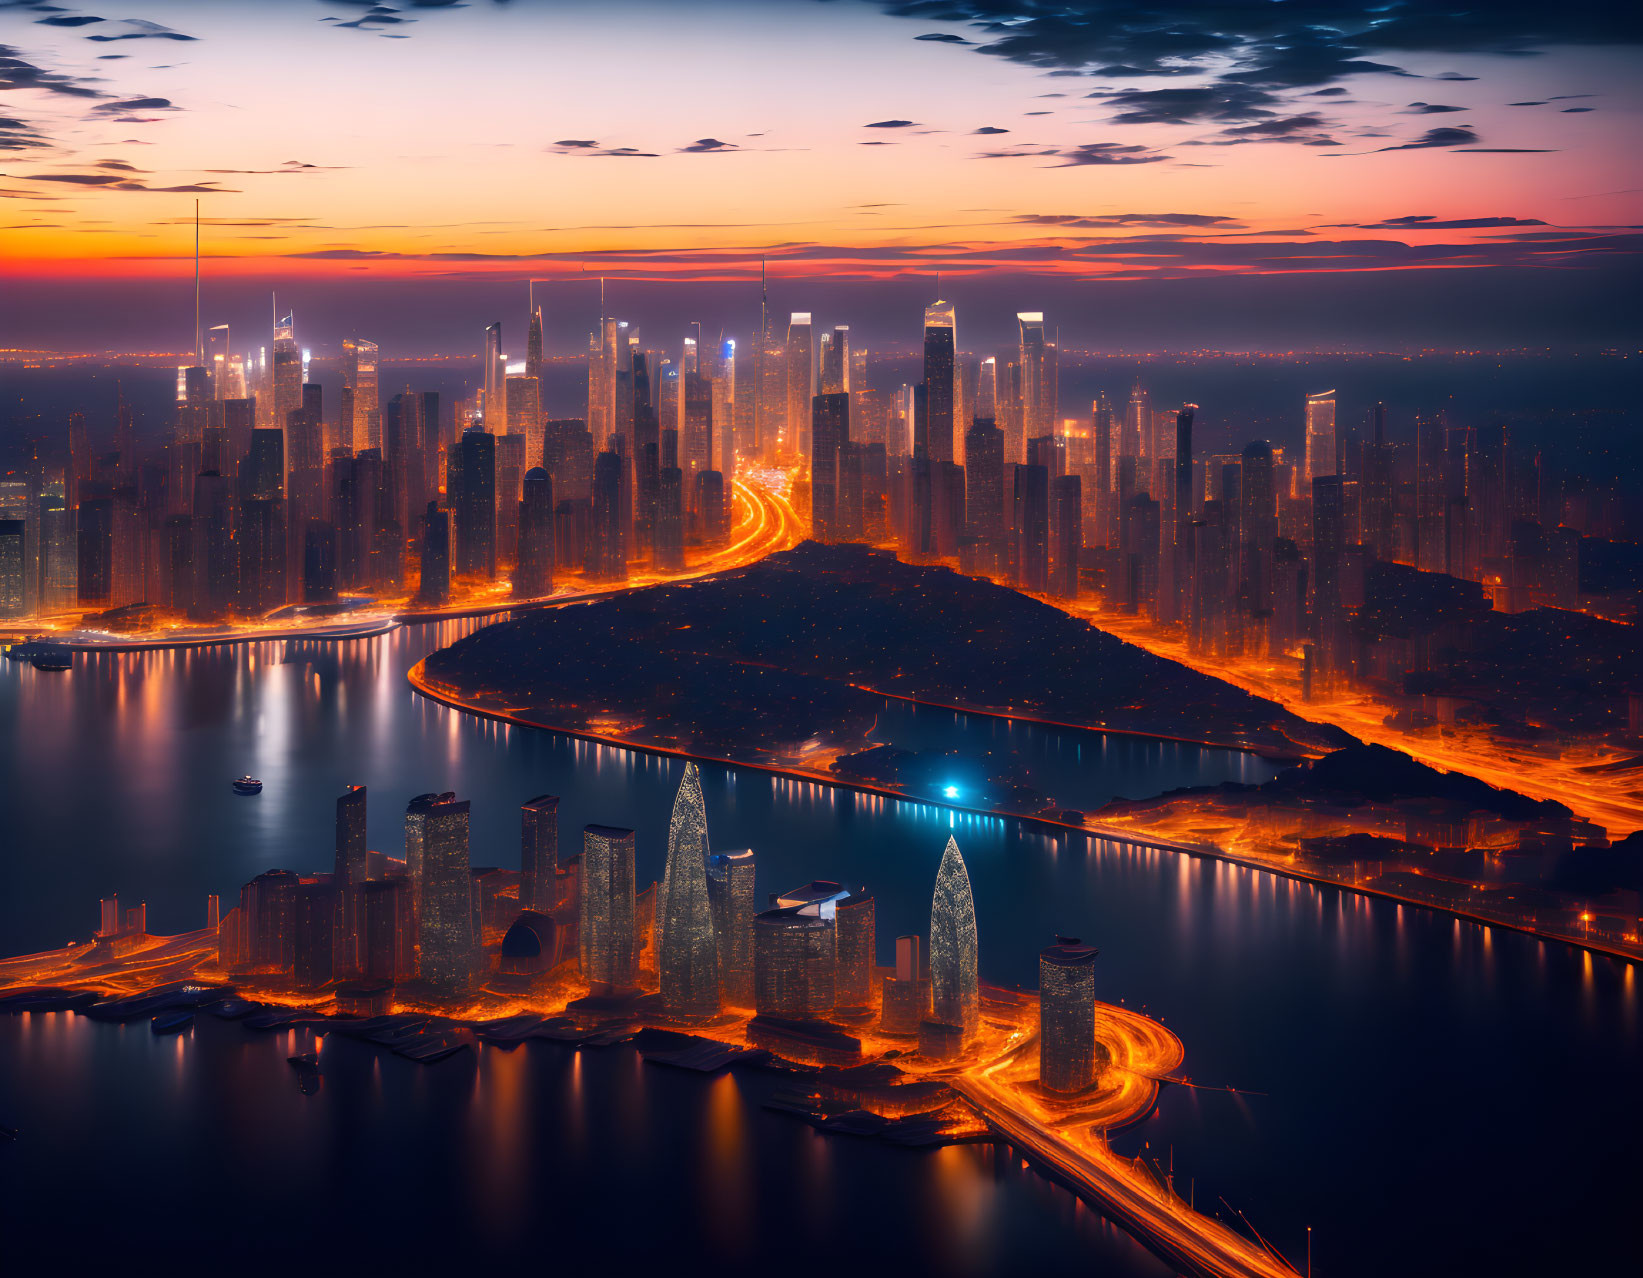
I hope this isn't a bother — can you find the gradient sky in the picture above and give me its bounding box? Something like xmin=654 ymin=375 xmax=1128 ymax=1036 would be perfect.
xmin=2 ymin=0 xmax=1639 ymax=350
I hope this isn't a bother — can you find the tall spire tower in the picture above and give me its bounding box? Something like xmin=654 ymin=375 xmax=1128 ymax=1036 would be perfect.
xmin=927 ymin=835 xmax=979 ymax=1039
xmin=657 ymin=763 xmax=721 ymax=1018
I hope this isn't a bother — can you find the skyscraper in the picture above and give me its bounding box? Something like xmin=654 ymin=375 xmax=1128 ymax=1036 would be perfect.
xmin=1304 ymin=390 xmax=1337 ymax=488
xmin=343 ymin=337 xmax=380 ymax=451
xmin=1018 ymin=312 xmax=1051 ymax=441
xmin=921 ymin=301 xmax=957 ymax=464
xmin=334 ymin=785 xmax=368 ymax=975
xmin=657 ymin=763 xmax=720 ymax=1018
xmin=418 ymin=501 xmax=450 ymax=604
xmin=580 ymin=824 xmax=637 ymax=994
xmin=927 ymin=836 xmax=979 ymax=1041
xmin=272 ymin=310 xmax=301 ymax=435
xmin=454 ymin=428 xmax=496 ymax=578
xmin=526 ymin=303 xmax=544 ymax=383
xmin=784 ymin=313 xmax=814 ymax=459
xmin=810 ymin=391 xmax=848 ymax=541
xmin=520 ymin=794 xmax=559 ymax=914
xmin=482 ymin=322 xmax=505 ymax=432
xmin=834 ymin=889 xmax=876 ymax=1012
xmin=707 ymin=849 xmax=756 ymax=1008
xmin=515 ymin=467 xmax=554 ymax=598
xmin=1039 ymin=936 xmax=1099 ymax=1093
xmin=419 ymin=796 xmax=476 ymax=997
xmin=753 ymin=903 xmax=835 ymax=1018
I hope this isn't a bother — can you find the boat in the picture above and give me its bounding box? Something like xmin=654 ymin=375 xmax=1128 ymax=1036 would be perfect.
xmin=231 ymin=776 xmax=263 ymax=795
xmin=151 ymin=1009 xmax=194 ymax=1035
xmin=29 ymin=646 xmax=72 ymax=671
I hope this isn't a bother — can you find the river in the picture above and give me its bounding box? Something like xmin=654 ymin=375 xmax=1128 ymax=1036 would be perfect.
xmin=0 ymin=621 xmax=1637 ymax=1276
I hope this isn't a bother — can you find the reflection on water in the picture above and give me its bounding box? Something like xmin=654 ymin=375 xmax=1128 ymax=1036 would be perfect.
xmin=0 ymin=624 xmax=1640 ymax=1277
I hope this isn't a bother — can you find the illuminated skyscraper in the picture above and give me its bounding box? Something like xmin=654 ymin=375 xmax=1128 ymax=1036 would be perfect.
xmin=520 ymin=794 xmax=559 ymax=914
xmin=1304 ymin=390 xmax=1337 ymax=487
xmin=526 ymin=303 xmax=544 ymax=383
xmin=658 ymin=763 xmax=720 ymax=1018
xmin=926 ymin=836 xmax=979 ymax=1040
xmin=580 ymin=824 xmax=637 ymax=994
xmin=482 ymin=323 xmax=505 ymax=432
xmin=206 ymin=323 xmax=231 ymax=400
xmin=707 ymin=849 xmax=756 ymax=1007
xmin=819 ymin=324 xmax=850 ymax=395
xmin=784 ymin=313 xmax=814 ymax=459
xmin=506 ymin=376 xmax=543 ymax=470
xmin=419 ymin=796 xmax=476 ymax=997
xmin=834 ymin=889 xmax=876 ymax=1012
xmin=921 ymin=301 xmax=956 ymax=464
xmin=1039 ymin=936 xmax=1099 ymax=1093
xmin=418 ymin=501 xmax=450 ymax=604
xmin=1018 ymin=312 xmax=1052 ymax=441
xmin=343 ymin=337 xmax=380 ymax=451
xmin=272 ymin=310 xmax=301 ymax=435
xmin=0 ymin=521 xmax=23 ymax=618
xmin=753 ymin=903 xmax=835 ymax=1018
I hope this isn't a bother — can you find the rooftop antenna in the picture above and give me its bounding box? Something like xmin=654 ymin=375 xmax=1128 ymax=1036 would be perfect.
xmin=599 ymin=275 xmax=606 ymax=322
xmin=192 ymin=198 xmax=203 ymax=367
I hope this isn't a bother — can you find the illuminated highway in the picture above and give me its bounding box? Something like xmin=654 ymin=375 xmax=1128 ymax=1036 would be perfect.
xmin=1050 ymin=599 xmax=1642 ymax=836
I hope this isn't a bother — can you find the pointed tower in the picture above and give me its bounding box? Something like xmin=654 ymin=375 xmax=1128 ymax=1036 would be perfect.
xmin=927 ymin=836 xmax=979 ymax=1042
xmin=658 ymin=763 xmax=721 ymax=1018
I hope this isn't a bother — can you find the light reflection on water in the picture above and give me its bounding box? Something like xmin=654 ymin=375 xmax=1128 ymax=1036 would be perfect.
xmin=0 ymin=622 xmax=1639 ymax=1277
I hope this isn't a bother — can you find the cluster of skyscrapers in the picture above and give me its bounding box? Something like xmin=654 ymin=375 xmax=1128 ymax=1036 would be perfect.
xmin=177 ymin=763 xmax=1108 ymax=1087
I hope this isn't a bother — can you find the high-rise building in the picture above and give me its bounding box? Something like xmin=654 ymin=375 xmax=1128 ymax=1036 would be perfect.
xmin=333 ymin=784 xmax=368 ymax=972
xmin=810 ymin=391 xmax=848 ymax=541
xmin=526 ymin=304 xmax=544 ymax=383
xmin=1013 ymin=462 xmax=1050 ymax=591
xmin=784 ymin=313 xmax=815 ymax=459
xmin=343 ymin=337 xmax=380 ymax=452
xmin=515 ymin=467 xmax=554 ymax=598
xmin=580 ymin=824 xmax=637 ymax=994
xmin=926 ymin=836 xmax=979 ymax=1040
xmin=417 ymin=501 xmax=450 ymax=604
xmin=1039 ymin=936 xmax=1099 ymax=1093
xmin=589 ymin=448 xmax=627 ymax=579
xmin=482 ymin=323 xmax=505 ymax=432
xmin=921 ymin=301 xmax=957 ymax=464
xmin=834 ymin=889 xmax=876 ymax=1012
xmin=657 ymin=763 xmax=720 ymax=1018
xmin=454 ymin=428 xmax=496 ymax=578
xmin=418 ymin=796 xmax=476 ymax=997
xmin=753 ymin=902 xmax=835 ymax=1019
xmin=0 ymin=520 xmax=24 ymax=617
xmin=707 ymin=849 xmax=756 ymax=1008
xmin=1018 ymin=312 xmax=1052 ymax=441
xmin=403 ymin=790 xmax=454 ymax=957
xmin=272 ymin=311 xmax=302 ymax=435
xmin=521 ymin=794 xmax=559 ymax=915
xmin=819 ymin=324 xmax=850 ymax=395
xmin=1304 ymin=390 xmax=1337 ymax=488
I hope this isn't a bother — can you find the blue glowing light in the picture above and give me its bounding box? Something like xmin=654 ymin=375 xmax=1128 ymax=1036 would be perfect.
xmin=943 ymin=785 xmax=961 ymax=799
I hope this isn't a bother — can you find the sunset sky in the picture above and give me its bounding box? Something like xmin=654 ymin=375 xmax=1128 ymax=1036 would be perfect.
xmin=2 ymin=0 xmax=1638 ymax=350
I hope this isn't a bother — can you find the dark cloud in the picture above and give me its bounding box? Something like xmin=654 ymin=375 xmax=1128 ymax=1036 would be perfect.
xmin=1562 ymin=106 xmax=1594 ymax=112
xmin=36 ymin=15 xmax=105 ymax=27
xmin=1017 ymin=212 xmax=1241 ymax=228
xmin=1338 ymin=215 xmax=1550 ymax=230
xmin=1371 ymin=126 xmax=1480 ymax=152
xmin=1508 ymin=101 xmax=1549 ymax=107
xmin=973 ymin=126 xmax=1009 ymax=134
xmin=914 ymin=33 xmax=970 ymax=45
xmin=1054 ymin=141 xmax=1169 ymax=166
xmin=864 ymin=119 xmax=918 ymax=128
xmin=1092 ymin=85 xmax=1281 ymax=125
xmin=679 ymin=138 xmax=737 ymax=152
xmin=1404 ymin=102 xmax=1466 ymax=114
xmin=84 ymin=18 xmax=195 ymax=42
xmin=1434 ymin=72 xmax=1480 ymax=81
xmin=92 ymin=95 xmax=174 ymax=112
xmin=0 ymin=43 xmax=103 ymax=97
xmin=1454 ymin=148 xmax=1558 ymax=153
xmin=552 ymin=139 xmax=599 ymax=149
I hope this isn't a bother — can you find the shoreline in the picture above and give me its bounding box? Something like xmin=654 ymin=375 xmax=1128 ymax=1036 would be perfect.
xmin=0 ymin=474 xmax=801 ymax=656
xmin=407 ymin=663 xmax=1643 ymax=971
